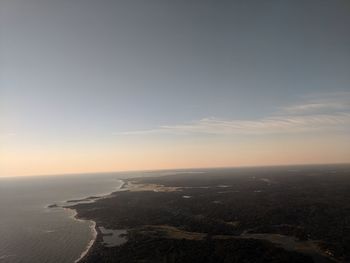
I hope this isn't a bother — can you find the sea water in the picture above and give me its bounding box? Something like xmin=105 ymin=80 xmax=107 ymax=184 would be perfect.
xmin=0 ymin=172 xmax=129 ymax=263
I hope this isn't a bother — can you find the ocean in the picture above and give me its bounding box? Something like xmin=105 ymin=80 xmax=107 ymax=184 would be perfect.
xmin=0 ymin=172 xmax=136 ymax=263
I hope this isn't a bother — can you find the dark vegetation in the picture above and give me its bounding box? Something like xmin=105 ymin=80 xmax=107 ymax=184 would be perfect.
xmin=82 ymin=234 xmax=313 ymax=263
xmin=74 ymin=164 xmax=350 ymax=263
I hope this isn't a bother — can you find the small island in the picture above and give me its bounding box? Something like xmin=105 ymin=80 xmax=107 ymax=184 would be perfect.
xmin=47 ymin=203 xmax=59 ymax=208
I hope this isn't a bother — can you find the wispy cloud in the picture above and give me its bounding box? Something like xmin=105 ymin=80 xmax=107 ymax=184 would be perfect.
xmin=283 ymin=103 xmax=349 ymax=114
xmin=116 ymin=93 xmax=350 ymax=136
xmin=282 ymin=92 xmax=350 ymax=115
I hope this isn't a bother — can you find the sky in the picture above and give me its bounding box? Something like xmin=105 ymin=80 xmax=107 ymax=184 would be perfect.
xmin=1 ymin=0 xmax=350 ymax=176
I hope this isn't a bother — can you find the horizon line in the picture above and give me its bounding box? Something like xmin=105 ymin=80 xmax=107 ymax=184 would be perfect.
xmin=1 ymin=161 xmax=350 ymax=179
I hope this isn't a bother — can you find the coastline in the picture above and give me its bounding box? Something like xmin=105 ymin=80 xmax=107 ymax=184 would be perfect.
xmin=71 ymin=179 xmax=184 ymax=263
xmin=54 ymin=179 xmax=126 ymax=263
xmin=74 ymin=221 xmax=97 ymax=263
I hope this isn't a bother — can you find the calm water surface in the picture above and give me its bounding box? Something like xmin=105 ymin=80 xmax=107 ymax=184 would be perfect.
xmin=0 ymin=173 xmax=133 ymax=263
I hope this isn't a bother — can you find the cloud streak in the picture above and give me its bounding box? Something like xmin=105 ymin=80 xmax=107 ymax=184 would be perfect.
xmin=282 ymin=92 xmax=350 ymax=115
xmin=116 ymin=93 xmax=350 ymax=136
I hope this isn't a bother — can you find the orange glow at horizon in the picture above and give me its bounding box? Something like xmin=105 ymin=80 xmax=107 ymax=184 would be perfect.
xmin=1 ymin=133 xmax=349 ymax=177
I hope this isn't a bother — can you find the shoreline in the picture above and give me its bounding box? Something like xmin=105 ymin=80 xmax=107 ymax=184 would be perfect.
xmin=71 ymin=179 xmax=183 ymax=263
xmin=74 ymin=179 xmax=126 ymax=263
xmin=54 ymin=179 xmax=126 ymax=263
xmin=74 ymin=221 xmax=97 ymax=263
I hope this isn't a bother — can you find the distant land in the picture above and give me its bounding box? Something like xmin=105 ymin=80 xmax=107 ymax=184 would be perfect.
xmin=66 ymin=164 xmax=350 ymax=263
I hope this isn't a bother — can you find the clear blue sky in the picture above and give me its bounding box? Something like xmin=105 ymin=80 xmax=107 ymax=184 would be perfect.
xmin=1 ymin=0 xmax=350 ymax=176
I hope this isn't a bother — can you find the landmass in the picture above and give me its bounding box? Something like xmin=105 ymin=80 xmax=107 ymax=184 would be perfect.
xmin=67 ymin=196 xmax=101 ymax=203
xmin=71 ymin=164 xmax=350 ymax=263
